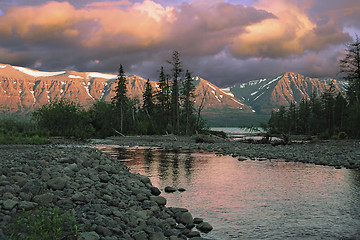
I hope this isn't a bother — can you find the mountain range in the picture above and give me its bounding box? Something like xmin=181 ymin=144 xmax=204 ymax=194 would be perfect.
xmin=227 ymin=72 xmax=347 ymax=114
xmin=0 ymin=63 xmax=347 ymax=126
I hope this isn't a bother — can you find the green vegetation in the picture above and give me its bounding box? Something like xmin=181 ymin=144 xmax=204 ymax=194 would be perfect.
xmin=6 ymin=207 xmax=80 ymax=240
xmin=19 ymin=51 xmax=207 ymax=140
xmin=32 ymin=99 xmax=94 ymax=140
xmin=0 ymin=117 xmax=48 ymax=144
xmin=268 ymin=36 xmax=360 ymax=139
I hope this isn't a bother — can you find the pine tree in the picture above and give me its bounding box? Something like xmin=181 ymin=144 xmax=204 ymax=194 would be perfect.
xmin=112 ymin=65 xmax=128 ymax=133
xmin=321 ymin=83 xmax=336 ymax=137
xmin=340 ymin=35 xmax=360 ymax=138
xmin=168 ymin=51 xmax=183 ymax=134
xmin=143 ymin=79 xmax=155 ymax=115
xmin=156 ymin=66 xmax=170 ymax=129
xmin=340 ymin=35 xmax=360 ymax=103
xmin=181 ymin=70 xmax=196 ymax=135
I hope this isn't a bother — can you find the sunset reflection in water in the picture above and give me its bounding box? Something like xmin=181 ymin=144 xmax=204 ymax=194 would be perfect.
xmin=98 ymin=146 xmax=360 ymax=240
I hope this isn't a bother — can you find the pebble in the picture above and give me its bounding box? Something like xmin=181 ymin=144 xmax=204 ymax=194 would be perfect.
xmin=0 ymin=145 xmax=212 ymax=239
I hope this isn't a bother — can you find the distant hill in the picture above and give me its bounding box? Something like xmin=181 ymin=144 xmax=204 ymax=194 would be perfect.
xmin=0 ymin=64 xmax=252 ymax=118
xmin=227 ymin=72 xmax=347 ymax=114
xmin=1 ymin=64 xmax=347 ymax=126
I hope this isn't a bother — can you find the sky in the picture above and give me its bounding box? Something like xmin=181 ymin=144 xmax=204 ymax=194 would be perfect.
xmin=0 ymin=0 xmax=359 ymax=87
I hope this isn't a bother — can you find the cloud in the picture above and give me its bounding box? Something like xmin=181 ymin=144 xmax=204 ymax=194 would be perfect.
xmin=0 ymin=0 xmax=357 ymax=87
xmin=229 ymin=0 xmax=351 ymax=58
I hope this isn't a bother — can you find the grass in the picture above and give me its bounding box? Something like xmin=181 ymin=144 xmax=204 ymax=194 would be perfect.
xmin=6 ymin=207 xmax=80 ymax=240
xmin=0 ymin=117 xmax=49 ymax=144
xmin=0 ymin=134 xmax=49 ymax=145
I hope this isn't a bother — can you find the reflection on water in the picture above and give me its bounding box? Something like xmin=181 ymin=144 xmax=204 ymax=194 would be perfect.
xmin=98 ymin=146 xmax=360 ymax=240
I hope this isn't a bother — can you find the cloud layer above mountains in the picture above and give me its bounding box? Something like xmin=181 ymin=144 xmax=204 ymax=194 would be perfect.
xmin=0 ymin=0 xmax=358 ymax=86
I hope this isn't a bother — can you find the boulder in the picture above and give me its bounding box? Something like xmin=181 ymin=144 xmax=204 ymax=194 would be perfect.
xmin=187 ymin=231 xmax=201 ymax=238
xmin=150 ymin=196 xmax=167 ymax=206
xmin=150 ymin=186 xmax=161 ymax=196
xmin=78 ymin=232 xmax=100 ymax=240
xmin=194 ymin=217 xmax=203 ymax=224
xmin=47 ymin=177 xmax=67 ymax=190
xmin=180 ymin=212 xmax=193 ymax=225
xmin=3 ymin=199 xmax=18 ymax=210
xmin=164 ymin=186 xmax=177 ymax=193
xmin=33 ymin=193 xmax=54 ymax=206
xmin=149 ymin=232 xmax=167 ymax=240
xmin=18 ymin=201 xmax=38 ymax=210
xmin=196 ymin=222 xmax=213 ymax=232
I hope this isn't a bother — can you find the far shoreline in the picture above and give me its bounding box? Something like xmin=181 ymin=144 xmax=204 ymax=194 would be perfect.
xmin=91 ymin=135 xmax=360 ymax=170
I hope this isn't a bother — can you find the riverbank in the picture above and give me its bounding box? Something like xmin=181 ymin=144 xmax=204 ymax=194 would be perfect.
xmin=0 ymin=145 xmax=211 ymax=240
xmin=104 ymin=135 xmax=360 ymax=169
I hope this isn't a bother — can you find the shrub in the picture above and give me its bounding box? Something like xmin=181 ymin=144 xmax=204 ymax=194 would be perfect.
xmin=338 ymin=131 xmax=348 ymax=139
xmin=33 ymin=99 xmax=94 ymax=140
xmin=6 ymin=207 xmax=80 ymax=240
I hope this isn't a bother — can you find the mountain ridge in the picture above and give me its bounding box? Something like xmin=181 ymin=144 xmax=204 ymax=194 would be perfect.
xmin=228 ymin=71 xmax=347 ymax=114
xmin=0 ymin=63 xmax=251 ymax=115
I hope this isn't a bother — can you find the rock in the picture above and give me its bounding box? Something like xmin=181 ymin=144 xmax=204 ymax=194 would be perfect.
xmin=99 ymin=172 xmax=111 ymax=182
xmin=164 ymin=186 xmax=177 ymax=193
xmin=72 ymin=192 xmax=86 ymax=202
xmin=187 ymin=231 xmax=201 ymax=238
xmin=175 ymin=223 xmax=186 ymax=229
xmin=12 ymin=175 xmax=27 ymax=187
xmin=196 ymin=222 xmax=213 ymax=232
xmin=150 ymin=196 xmax=167 ymax=206
xmin=21 ymin=180 xmax=44 ymax=195
xmin=78 ymin=231 xmax=100 ymax=240
xmin=3 ymin=199 xmax=18 ymax=210
xmin=190 ymin=238 xmax=211 ymax=240
xmin=47 ymin=177 xmax=67 ymax=190
xmin=133 ymin=231 xmax=148 ymax=240
xmin=19 ymin=192 xmax=32 ymax=201
xmin=180 ymin=212 xmax=193 ymax=225
xmin=149 ymin=232 xmax=167 ymax=240
xmin=136 ymin=193 xmax=148 ymax=201
xmin=194 ymin=217 xmax=203 ymax=224
xmin=169 ymin=207 xmax=188 ymax=214
xmin=150 ymin=186 xmax=161 ymax=196
xmin=95 ymin=225 xmax=112 ymax=236
xmin=33 ymin=193 xmax=54 ymax=206
xmin=139 ymin=175 xmax=151 ymax=184
xmin=18 ymin=201 xmax=38 ymax=210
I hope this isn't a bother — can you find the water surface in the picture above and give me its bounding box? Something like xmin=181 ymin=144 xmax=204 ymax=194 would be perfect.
xmin=98 ymin=146 xmax=360 ymax=240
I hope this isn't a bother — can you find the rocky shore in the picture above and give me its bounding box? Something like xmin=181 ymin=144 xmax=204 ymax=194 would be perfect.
xmin=1 ymin=136 xmax=359 ymax=239
xmin=0 ymin=145 xmax=212 ymax=240
xmin=105 ymin=135 xmax=360 ymax=169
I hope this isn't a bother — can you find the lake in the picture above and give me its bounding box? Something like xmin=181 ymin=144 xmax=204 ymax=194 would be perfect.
xmin=97 ymin=146 xmax=360 ymax=240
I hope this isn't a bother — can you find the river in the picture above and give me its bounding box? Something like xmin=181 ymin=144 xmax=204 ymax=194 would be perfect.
xmin=97 ymin=146 xmax=360 ymax=240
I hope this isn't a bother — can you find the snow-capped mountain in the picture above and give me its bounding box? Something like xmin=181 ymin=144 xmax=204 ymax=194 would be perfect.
xmin=0 ymin=64 xmax=251 ymax=114
xmin=228 ymin=72 xmax=346 ymax=114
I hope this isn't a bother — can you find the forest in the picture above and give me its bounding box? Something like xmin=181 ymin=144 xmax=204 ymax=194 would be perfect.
xmin=268 ymin=36 xmax=360 ymax=139
xmin=0 ymin=51 xmax=208 ymax=143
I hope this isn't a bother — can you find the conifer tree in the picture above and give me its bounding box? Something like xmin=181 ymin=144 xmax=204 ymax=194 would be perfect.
xmin=181 ymin=70 xmax=196 ymax=135
xmin=143 ymin=79 xmax=155 ymax=115
xmin=156 ymin=66 xmax=170 ymax=128
xmin=112 ymin=65 xmax=128 ymax=133
xmin=340 ymin=35 xmax=360 ymax=137
xmin=168 ymin=51 xmax=183 ymax=134
xmin=340 ymin=35 xmax=360 ymax=103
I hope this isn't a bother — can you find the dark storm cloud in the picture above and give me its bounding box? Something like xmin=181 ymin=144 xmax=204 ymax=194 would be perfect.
xmin=0 ymin=0 xmax=358 ymax=87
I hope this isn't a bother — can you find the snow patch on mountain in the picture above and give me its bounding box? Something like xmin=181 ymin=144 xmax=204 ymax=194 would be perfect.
xmin=69 ymin=75 xmax=83 ymax=79
xmin=0 ymin=65 xmax=6 ymax=68
xmin=13 ymin=66 xmax=65 ymax=77
xmin=87 ymin=72 xmax=117 ymax=80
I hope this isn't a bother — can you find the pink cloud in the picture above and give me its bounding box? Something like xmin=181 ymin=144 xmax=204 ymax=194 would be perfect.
xmin=0 ymin=0 xmax=357 ymax=87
